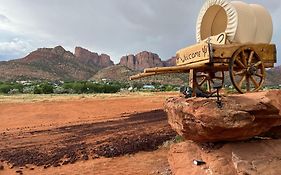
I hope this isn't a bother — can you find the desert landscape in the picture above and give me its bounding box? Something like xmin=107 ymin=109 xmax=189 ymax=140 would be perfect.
xmin=1 ymin=90 xmax=281 ymax=175
xmin=0 ymin=92 xmax=178 ymax=175
xmin=1 ymin=0 xmax=281 ymax=174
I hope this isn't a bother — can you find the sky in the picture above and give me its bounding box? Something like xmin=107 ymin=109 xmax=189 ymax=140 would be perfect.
xmin=0 ymin=0 xmax=280 ymax=64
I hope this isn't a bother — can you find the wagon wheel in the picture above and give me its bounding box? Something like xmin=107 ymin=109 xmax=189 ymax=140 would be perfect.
xmin=229 ymin=47 xmax=265 ymax=94
xmin=194 ymin=70 xmax=224 ymax=95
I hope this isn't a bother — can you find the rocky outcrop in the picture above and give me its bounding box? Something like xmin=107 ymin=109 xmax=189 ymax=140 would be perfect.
xmin=0 ymin=46 xmax=102 ymax=81
xmin=164 ymin=90 xmax=281 ymax=142
xmin=23 ymin=46 xmax=75 ymax=62
xmin=119 ymin=51 xmax=164 ymax=71
xmin=169 ymin=139 xmax=281 ymax=175
xmin=74 ymin=47 xmax=114 ymax=68
xmin=163 ymin=56 xmax=177 ymax=67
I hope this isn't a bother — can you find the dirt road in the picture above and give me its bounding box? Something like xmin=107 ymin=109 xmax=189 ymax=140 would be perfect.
xmin=0 ymin=92 xmax=178 ymax=175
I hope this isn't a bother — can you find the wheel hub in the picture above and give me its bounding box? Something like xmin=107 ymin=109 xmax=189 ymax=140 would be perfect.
xmin=247 ymin=66 xmax=257 ymax=75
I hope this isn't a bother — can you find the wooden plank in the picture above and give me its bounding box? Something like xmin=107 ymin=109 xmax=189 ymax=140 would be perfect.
xmin=212 ymin=44 xmax=276 ymax=63
xmin=144 ymin=60 xmax=209 ymax=73
xmin=176 ymin=42 xmax=210 ymax=66
xmin=129 ymin=70 xmax=187 ymax=80
xmin=264 ymin=63 xmax=274 ymax=68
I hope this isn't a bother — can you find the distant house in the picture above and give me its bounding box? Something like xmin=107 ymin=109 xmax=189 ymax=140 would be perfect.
xmin=143 ymin=85 xmax=155 ymax=89
xmin=16 ymin=81 xmax=32 ymax=86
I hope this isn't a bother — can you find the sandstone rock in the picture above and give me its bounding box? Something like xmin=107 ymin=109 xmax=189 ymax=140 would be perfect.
xmin=74 ymin=47 xmax=114 ymax=68
xmin=23 ymin=46 xmax=75 ymax=61
xmin=163 ymin=56 xmax=177 ymax=67
xmin=11 ymin=46 xmax=102 ymax=81
xmin=164 ymin=90 xmax=281 ymax=142
xmin=119 ymin=54 xmax=137 ymax=70
xmin=119 ymin=51 xmax=164 ymax=71
xmin=169 ymin=139 xmax=281 ymax=175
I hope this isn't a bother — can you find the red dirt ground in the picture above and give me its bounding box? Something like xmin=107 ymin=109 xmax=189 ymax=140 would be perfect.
xmin=0 ymin=92 xmax=178 ymax=175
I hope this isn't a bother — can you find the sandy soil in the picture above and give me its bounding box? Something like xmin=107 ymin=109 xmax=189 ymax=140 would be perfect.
xmin=0 ymin=92 xmax=178 ymax=175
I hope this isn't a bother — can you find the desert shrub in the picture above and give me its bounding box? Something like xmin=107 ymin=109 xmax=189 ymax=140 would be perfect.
xmin=40 ymin=83 xmax=54 ymax=94
xmin=0 ymin=84 xmax=13 ymax=94
xmin=33 ymin=83 xmax=54 ymax=94
xmin=62 ymin=82 xmax=121 ymax=94
xmin=33 ymin=86 xmax=42 ymax=94
xmin=0 ymin=83 xmax=24 ymax=94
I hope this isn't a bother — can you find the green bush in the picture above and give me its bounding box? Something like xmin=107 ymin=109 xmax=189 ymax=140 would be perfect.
xmin=62 ymin=82 xmax=121 ymax=94
xmin=0 ymin=84 xmax=13 ymax=94
xmin=41 ymin=83 xmax=54 ymax=94
xmin=33 ymin=83 xmax=54 ymax=94
xmin=0 ymin=83 xmax=24 ymax=94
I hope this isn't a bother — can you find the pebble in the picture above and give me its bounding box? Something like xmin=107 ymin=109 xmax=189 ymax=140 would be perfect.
xmin=15 ymin=170 xmax=23 ymax=174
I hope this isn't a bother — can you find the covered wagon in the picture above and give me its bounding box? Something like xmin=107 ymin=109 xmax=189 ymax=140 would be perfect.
xmin=130 ymin=0 xmax=277 ymax=95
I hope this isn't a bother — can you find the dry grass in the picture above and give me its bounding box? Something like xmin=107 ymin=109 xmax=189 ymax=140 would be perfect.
xmin=0 ymin=91 xmax=178 ymax=103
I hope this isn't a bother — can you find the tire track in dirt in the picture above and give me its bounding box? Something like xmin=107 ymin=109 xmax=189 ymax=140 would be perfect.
xmin=0 ymin=110 xmax=176 ymax=168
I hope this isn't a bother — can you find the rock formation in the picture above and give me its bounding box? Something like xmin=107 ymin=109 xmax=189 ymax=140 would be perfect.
xmin=23 ymin=46 xmax=75 ymax=62
xmin=163 ymin=56 xmax=177 ymax=67
xmin=164 ymin=90 xmax=281 ymax=142
xmin=166 ymin=90 xmax=281 ymax=175
xmin=119 ymin=51 xmax=164 ymax=71
xmin=74 ymin=47 xmax=114 ymax=68
xmin=0 ymin=46 xmax=103 ymax=81
xmin=169 ymin=139 xmax=281 ymax=175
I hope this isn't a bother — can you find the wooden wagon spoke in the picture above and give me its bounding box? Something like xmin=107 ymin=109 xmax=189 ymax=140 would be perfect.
xmin=254 ymin=61 xmax=262 ymax=67
xmin=254 ymin=73 xmax=263 ymax=78
xmin=198 ymin=77 xmax=207 ymax=86
xmin=241 ymin=50 xmax=247 ymax=65
xmin=238 ymin=75 xmax=246 ymax=88
xmin=248 ymin=51 xmax=254 ymax=64
xmin=250 ymin=76 xmax=259 ymax=88
xmin=235 ymin=59 xmax=246 ymax=68
xmin=234 ymin=70 xmax=246 ymax=76
xmin=207 ymin=80 xmax=212 ymax=92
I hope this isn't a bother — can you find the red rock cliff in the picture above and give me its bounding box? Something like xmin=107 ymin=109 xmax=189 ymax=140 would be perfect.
xmin=74 ymin=47 xmax=114 ymax=68
xmin=119 ymin=51 xmax=164 ymax=71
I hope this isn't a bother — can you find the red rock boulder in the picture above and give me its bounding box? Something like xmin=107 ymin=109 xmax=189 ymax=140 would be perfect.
xmin=169 ymin=139 xmax=281 ymax=175
xmin=164 ymin=90 xmax=281 ymax=142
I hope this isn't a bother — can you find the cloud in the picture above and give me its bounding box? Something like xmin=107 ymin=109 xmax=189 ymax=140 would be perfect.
xmin=0 ymin=38 xmax=32 ymax=60
xmin=0 ymin=0 xmax=279 ymax=65
xmin=0 ymin=14 xmax=9 ymax=23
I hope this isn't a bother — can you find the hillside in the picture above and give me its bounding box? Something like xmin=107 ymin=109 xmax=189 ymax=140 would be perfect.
xmin=266 ymin=65 xmax=281 ymax=85
xmin=91 ymin=65 xmax=187 ymax=85
xmin=0 ymin=46 xmax=110 ymax=81
xmin=91 ymin=65 xmax=137 ymax=82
